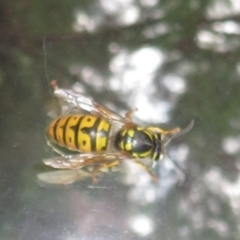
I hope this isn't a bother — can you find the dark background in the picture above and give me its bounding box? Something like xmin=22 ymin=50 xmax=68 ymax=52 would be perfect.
xmin=0 ymin=0 xmax=240 ymax=239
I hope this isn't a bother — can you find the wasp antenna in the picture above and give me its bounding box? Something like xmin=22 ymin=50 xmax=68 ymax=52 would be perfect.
xmin=174 ymin=119 xmax=194 ymax=139
xmin=164 ymin=120 xmax=194 ymax=145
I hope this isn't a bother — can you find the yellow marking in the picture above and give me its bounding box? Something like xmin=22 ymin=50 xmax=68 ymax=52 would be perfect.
xmin=97 ymin=136 xmax=107 ymax=151
xmin=125 ymin=142 xmax=132 ymax=151
xmin=81 ymin=115 xmax=96 ymax=128
xmin=46 ymin=120 xmax=55 ymax=142
xmin=122 ymin=129 xmax=127 ymax=136
xmin=96 ymin=119 xmax=111 ymax=152
xmin=132 ymin=153 xmax=138 ymax=158
xmin=139 ymin=151 xmax=150 ymax=158
xmin=128 ymin=130 xmax=134 ymax=138
xmin=56 ymin=117 xmax=68 ymax=146
xmin=132 ymin=149 xmax=151 ymax=159
xmin=66 ymin=115 xmax=83 ymax=150
xmin=146 ymin=126 xmax=180 ymax=135
xmin=78 ymin=134 xmax=91 ymax=152
xmin=120 ymin=140 xmax=124 ymax=150
xmin=77 ymin=115 xmax=96 ymax=152
xmin=99 ymin=120 xmax=110 ymax=132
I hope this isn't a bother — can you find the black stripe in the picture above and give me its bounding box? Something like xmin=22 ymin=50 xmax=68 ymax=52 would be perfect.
xmin=123 ymin=130 xmax=135 ymax=154
xmin=81 ymin=117 xmax=102 ymax=152
xmin=151 ymin=133 xmax=161 ymax=160
xmin=151 ymin=133 xmax=156 ymax=159
xmin=91 ymin=118 xmax=102 ymax=152
xmin=123 ymin=130 xmax=130 ymax=152
xmin=53 ymin=118 xmax=61 ymax=142
xmin=70 ymin=116 xmax=84 ymax=150
xmin=62 ymin=116 xmax=72 ymax=146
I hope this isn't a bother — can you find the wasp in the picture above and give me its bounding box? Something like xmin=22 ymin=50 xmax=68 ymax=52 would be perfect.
xmin=39 ymin=81 xmax=194 ymax=184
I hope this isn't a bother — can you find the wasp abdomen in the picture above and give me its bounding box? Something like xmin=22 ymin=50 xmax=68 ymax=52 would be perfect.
xmin=46 ymin=114 xmax=111 ymax=152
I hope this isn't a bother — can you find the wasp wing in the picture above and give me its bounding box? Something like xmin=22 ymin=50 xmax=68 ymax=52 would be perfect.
xmin=53 ymin=88 xmax=130 ymax=125
xmin=37 ymin=169 xmax=91 ymax=185
xmin=42 ymin=152 xmax=125 ymax=169
xmin=41 ymin=153 xmax=124 ymax=184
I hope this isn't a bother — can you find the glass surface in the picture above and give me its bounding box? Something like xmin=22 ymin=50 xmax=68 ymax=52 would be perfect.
xmin=0 ymin=1 xmax=240 ymax=240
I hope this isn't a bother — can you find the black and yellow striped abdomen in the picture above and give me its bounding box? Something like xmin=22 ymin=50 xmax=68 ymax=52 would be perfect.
xmin=46 ymin=114 xmax=111 ymax=152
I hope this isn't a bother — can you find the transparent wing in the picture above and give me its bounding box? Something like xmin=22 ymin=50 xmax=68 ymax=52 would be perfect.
xmin=37 ymin=169 xmax=92 ymax=185
xmin=53 ymin=87 xmax=129 ymax=125
xmin=42 ymin=152 xmax=125 ymax=169
xmin=41 ymin=152 xmax=124 ymax=184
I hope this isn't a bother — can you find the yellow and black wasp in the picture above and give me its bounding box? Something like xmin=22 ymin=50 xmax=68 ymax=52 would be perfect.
xmin=38 ymin=81 xmax=194 ymax=184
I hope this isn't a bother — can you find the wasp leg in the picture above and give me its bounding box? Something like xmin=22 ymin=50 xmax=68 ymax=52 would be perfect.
xmin=134 ymin=160 xmax=159 ymax=182
xmin=125 ymin=108 xmax=138 ymax=122
xmin=50 ymin=80 xmax=59 ymax=89
xmin=91 ymin=160 xmax=120 ymax=183
xmin=146 ymin=126 xmax=181 ymax=135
